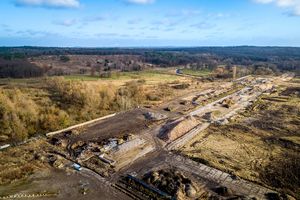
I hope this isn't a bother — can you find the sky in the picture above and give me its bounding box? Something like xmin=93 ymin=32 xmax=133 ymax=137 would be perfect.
xmin=0 ymin=0 xmax=300 ymax=47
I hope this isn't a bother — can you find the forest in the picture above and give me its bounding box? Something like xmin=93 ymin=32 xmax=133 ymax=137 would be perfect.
xmin=0 ymin=46 xmax=299 ymax=78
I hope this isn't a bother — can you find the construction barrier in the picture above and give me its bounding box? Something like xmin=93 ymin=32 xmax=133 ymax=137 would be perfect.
xmin=0 ymin=192 xmax=58 ymax=199
xmin=46 ymin=113 xmax=116 ymax=137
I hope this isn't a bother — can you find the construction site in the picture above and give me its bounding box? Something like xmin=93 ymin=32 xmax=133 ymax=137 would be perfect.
xmin=0 ymin=72 xmax=298 ymax=200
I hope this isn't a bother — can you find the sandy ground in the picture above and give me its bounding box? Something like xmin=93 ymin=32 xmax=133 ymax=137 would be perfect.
xmin=0 ymin=168 xmax=130 ymax=200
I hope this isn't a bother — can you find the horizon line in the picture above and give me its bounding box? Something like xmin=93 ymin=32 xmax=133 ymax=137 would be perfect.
xmin=1 ymin=45 xmax=300 ymax=49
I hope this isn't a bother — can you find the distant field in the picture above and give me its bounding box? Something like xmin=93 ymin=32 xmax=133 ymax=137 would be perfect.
xmin=64 ymin=70 xmax=184 ymax=86
xmin=181 ymin=69 xmax=212 ymax=77
xmin=0 ymin=70 xmax=184 ymax=87
xmin=0 ymin=77 xmax=44 ymax=86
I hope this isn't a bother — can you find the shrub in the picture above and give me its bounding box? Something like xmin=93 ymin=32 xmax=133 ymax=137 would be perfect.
xmin=59 ymin=55 xmax=70 ymax=62
xmin=115 ymin=80 xmax=146 ymax=110
xmin=0 ymin=89 xmax=39 ymax=143
xmin=39 ymin=106 xmax=70 ymax=131
xmin=254 ymin=67 xmax=274 ymax=75
xmin=46 ymin=77 xmax=119 ymax=119
xmin=146 ymin=93 xmax=161 ymax=101
xmin=155 ymin=83 xmax=173 ymax=99
xmin=100 ymin=72 xmax=112 ymax=78
xmin=46 ymin=77 xmax=100 ymax=108
xmin=172 ymin=83 xmax=190 ymax=89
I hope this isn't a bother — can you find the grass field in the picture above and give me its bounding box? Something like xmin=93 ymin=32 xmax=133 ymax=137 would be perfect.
xmin=0 ymin=78 xmax=43 ymax=86
xmin=64 ymin=70 xmax=180 ymax=80
xmin=64 ymin=70 xmax=185 ymax=86
xmin=181 ymin=69 xmax=212 ymax=77
xmin=0 ymin=70 xmax=185 ymax=88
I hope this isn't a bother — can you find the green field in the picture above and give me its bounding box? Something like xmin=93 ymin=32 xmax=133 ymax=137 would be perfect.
xmin=63 ymin=70 xmax=182 ymax=84
xmin=181 ymin=69 xmax=212 ymax=77
xmin=0 ymin=70 xmax=183 ymax=87
xmin=0 ymin=77 xmax=45 ymax=86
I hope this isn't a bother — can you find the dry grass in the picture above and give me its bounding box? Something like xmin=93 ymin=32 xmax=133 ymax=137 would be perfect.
xmin=181 ymin=83 xmax=300 ymax=198
xmin=0 ymin=140 xmax=50 ymax=185
xmin=64 ymin=70 xmax=189 ymax=86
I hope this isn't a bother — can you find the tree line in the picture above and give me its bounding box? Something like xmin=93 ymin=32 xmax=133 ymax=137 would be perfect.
xmin=0 ymin=58 xmax=44 ymax=78
xmin=0 ymin=46 xmax=299 ymax=78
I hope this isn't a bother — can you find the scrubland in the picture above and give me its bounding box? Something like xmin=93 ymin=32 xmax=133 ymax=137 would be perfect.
xmin=0 ymin=70 xmax=194 ymax=144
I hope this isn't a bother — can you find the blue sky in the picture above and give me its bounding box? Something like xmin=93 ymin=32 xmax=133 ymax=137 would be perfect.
xmin=0 ymin=0 xmax=300 ymax=47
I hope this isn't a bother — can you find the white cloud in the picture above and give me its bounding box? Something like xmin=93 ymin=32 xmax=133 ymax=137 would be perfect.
xmin=53 ymin=19 xmax=77 ymax=26
xmin=15 ymin=0 xmax=80 ymax=9
xmin=124 ymin=0 xmax=155 ymax=5
xmin=254 ymin=0 xmax=274 ymax=3
xmin=165 ymin=9 xmax=201 ymax=18
xmin=254 ymin=0 xmax=300 ymax=16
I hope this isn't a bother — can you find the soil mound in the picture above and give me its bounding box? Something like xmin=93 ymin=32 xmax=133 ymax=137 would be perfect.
xmin=159 ymin=116 xmax=200 ymax=142
xmin=142 ymin=169 xmax=208 ymax=200
xmin=144 ymin=112 xmax=167 ymax=121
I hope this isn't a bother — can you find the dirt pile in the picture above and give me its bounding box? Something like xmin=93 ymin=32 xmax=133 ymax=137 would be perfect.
xmin=220 ymin=98 xmax=235 ymax=108
xmin=262 ymin=83 xmax=274 ymax=91
xmin=280 ymin=87 xmax=300 ymax=98
xmin=159 ymin=116 xmax=200 ymax=142
xmin=111 ymin=138 xmax=145 ymax=155
xmin=203 ymin=112 xmax=217 ymax=121
xmin=142 ymin=169 xmax=209 ymax=200
xmin=144 ymin=112 xmax=167 ymax=121
xmin=49 ymin=137 xmax=68 ymax=148
xmin=172 ymin=83 xmax=190 ymax=89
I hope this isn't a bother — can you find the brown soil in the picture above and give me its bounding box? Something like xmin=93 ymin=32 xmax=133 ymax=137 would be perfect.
xmin=142 ymin=168 xmax=210 ymax=200
xmin=54 ymin=108 xmax=153 ymax=144
xmin=0 ymin=169 xmax=130 ymax=200
xmin=159 ymin=116 xmax=200 ymax=143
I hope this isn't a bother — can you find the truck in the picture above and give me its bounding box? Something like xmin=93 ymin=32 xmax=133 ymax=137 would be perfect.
xmin=72 ymin=163 xmax=82 ymax=171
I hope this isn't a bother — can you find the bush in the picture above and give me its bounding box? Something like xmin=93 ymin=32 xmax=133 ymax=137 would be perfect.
xmin=46 ymin=77 xmax=118 ymax=119
xmin=155 ymin=83 xmax=173 ymax=99
xmin=254 ymin=67 xmax=274 ymax=75
xmin=172 ymin=83 xmax=190 ymax=89
xmin=115 ymin=80 xmax=146 ymax=110
xmin=59 ymin=55 xmax=70 ymax=62
xmin=39 ymin=106 xmax=70 ymax=131
xmin=100 ymin=71 xmax=112 ymax=78
xmin=146 ymin=93 xmax=161 ymax=101
xmin=0 ymin=164 xmax=36 ymax=185
xmin=0 ymin=89 xmax=39 ymax=143
xmin=47 ymin=77 xmax=101 ymax=108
